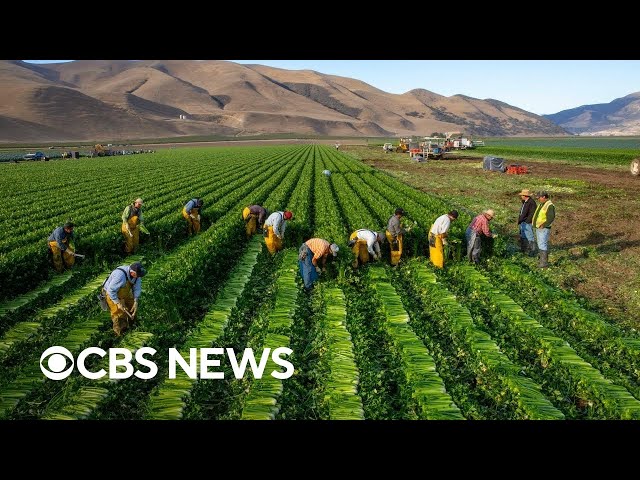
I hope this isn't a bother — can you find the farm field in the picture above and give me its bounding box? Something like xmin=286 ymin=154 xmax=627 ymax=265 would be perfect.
xmin=348 ymin=143 xmax=640 ymax=327
xmin=2 ymin=144 xmax=639 ymax=420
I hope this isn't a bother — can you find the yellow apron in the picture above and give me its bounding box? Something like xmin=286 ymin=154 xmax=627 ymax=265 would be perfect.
xmin=429 ymin=231 xmax=445 ymax=269
xmin=349 ymin=231 xmax=370 ymax=267
xmin=104 ymin=282 xmax=135 ymax=336
xmin=182 ymin=207 xmax=201 ymax=235
xmin=386 ymin=231 xmax=403 ymax=266
xmin=265 ymin=225 xmax=283 ymax=254
xmin=48 ymin=238 xmax=75 ymax=272
xmin=122 ymin=215 xmax=140 ymax=254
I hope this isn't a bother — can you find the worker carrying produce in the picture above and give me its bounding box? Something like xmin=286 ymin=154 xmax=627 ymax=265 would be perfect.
xmin=517 ymin=189 xmax=537 ymax=256
xmin=48 ymin=221 xmax=79 ymax=272
xmin=242 ymin=204 xmax=268 ymax=237
xmin=466 ymin=209 xmax=497 ymax=264
xmin=101 ymin=261 xmax=146 ymax=336
xmin=183 ymin=198 xmax=204 ymax=235
xmin=386 ymin=208 xmax=408 ymax=265
xmin=298 ymin=238 xmax=339 ymax=290
xmin=348 ymin=229 xmax=385 ymax=268
xmin=263 ymin=210 xmax=293 ymax=254
xmin=428 ymin=210 xmax=459 ymax=268
xmin=121 ymin=198 xmax=146 ymax=254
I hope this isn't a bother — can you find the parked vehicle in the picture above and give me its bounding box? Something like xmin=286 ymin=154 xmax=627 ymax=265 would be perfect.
xmin=23 ymin=151 xmax=48 ymax=161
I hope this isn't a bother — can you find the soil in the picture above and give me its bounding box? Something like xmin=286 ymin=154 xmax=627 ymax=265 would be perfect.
xmin=353 ymin=147 xmax=640 ymax=325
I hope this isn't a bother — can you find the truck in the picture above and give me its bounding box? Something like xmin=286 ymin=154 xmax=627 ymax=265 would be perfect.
xmin=444 ymin=132 xmax=475 ymax=150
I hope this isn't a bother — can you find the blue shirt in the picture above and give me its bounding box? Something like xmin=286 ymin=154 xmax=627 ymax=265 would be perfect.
xmin=184 ymin=199 xmax=199 ymax=214
xmin=104 ymin=265 xmax=142 ymax=303
xmin=48 ymin=226 xmax=73 ymax=251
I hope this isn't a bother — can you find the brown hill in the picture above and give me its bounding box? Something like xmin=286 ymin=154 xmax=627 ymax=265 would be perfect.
xmin=0 ymin=60 xmax=567 ymax=142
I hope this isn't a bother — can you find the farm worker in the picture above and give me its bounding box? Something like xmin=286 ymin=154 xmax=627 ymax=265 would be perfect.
xmin=122 ymin=198 xmax=144 ymax=254
xmin=348 ymin=229 xmax=385 ymax=267
xmin=386 ymin=208 xmax=406 ymax=265
xmin=532 ymin=191 xmax=556 ymax=268
xmin=48 ymin=221 xmax=76 ymax=272
xmin=517 ymin=189 xmax=537 ymax=256
xmin=183 ymin=198 xmax=204 ymax=235
xmin=102 ymin=261 xmax=146 ymax=336
xmin=298 ymin=238 xmax=339 ymax=290
xmin=429 ymin=210 xmax=459 ymax=268
xmin=242 ymin=204 xmax=268 ymax=237
xmin=264 ymin=210 xmax=293 ymax=254
xmin=465 ymin=209 xmax=497 ymax=264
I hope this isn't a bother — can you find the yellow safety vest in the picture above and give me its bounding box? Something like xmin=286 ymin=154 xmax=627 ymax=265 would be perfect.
xmin=534 ymin=201 xmax=554 ymax=228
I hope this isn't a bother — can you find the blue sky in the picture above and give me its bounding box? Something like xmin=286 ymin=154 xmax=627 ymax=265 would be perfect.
xmin=23 ymin=60 xmax=640 ymax=115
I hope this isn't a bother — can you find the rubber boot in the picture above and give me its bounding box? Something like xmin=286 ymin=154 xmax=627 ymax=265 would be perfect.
xmin=538 ymin=250 xmax=549 ymax=268
xmin=528 ymin=241 xmax=537 ymax=257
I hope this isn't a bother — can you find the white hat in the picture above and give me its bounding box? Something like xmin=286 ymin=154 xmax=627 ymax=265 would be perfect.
xmin=330 ymin=243 xmax=339 ymax=256
xmin=135 ymin=198 xmax=143 ymax=205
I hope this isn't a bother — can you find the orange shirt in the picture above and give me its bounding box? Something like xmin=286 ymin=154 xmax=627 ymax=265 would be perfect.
xmin=305 ymin=238 xmax=330 ymax=266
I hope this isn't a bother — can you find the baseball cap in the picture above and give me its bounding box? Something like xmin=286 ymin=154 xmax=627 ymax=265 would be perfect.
xmin=129 ymin=261 xmax=147 ymax=277
xmin=135 ymin=198 xmax=143 ymax=205
xmin=63 ymin=221 xmax=75 ymax=229
xmin=283 ymin=211 xmax=293 ymax=220
xmin=395 ymin=208 xmax=405 ymax=215
xmin=536 ymin=191 xmax=550 ymax=198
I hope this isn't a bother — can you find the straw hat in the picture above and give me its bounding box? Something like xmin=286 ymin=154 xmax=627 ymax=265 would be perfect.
xmin=483 ymin=209 xmax=495 ymax=219
xmin=518 ymin=189 xmax=533 ymax=197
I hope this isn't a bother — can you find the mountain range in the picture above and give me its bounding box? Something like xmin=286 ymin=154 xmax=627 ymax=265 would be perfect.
xmin=544 ymin=92 xmax=640 ymax=136
xmin=0 ymin=60 xmax=569 ymax=142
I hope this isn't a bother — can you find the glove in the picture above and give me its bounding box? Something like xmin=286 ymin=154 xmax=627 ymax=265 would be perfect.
xmin=493 ymin=233 xmax=499 ymax=238
xmin=322 ymin=267 xmax=326 ymax=273
xmin=125 ymin=224 xmax=133 ymax=237
xmin=373 ymin=254 xmax=379 ymax=261
xmin=442 ymin=239 xmax=448 ymax=246
xmin=315 ymin=266 xmax=322 ymax=274
xmin=197 ymin=215 xmax=201 ymax=221
xmin=131 ymin=299 xmax=138 ymax=316
xmin=116 ymin=303 xmax=126 ymax=312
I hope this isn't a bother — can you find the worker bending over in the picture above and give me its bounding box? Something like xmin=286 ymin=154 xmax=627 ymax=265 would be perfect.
xmin=466 ymin=209 xmax=497 ymax=264
xmin=122 ymin=198 xmax=145 ymax=254
xmin=348 ymin=229 xmax=385 ymax=268
xmin=48 ymin=221 xmax=76 ymax=272
xmin=298 ymin=238 xmax=339 ymax=290
xmin=386 ymin=208 xmax=406 ymax=265
xmin=264 ymin=210 xmax=293 ymax=254
xmin=102 ymin=261 xmax=146 ymax=336
xmin=242 ymin=204 xmax=268 ymax=237
xmin=183 ymin=198 xmax=204 ymax=235
xmin=429 ymin=210 xmax=458 ymax=268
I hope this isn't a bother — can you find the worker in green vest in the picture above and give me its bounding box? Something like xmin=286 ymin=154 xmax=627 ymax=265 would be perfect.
xmin=532 ymin=191 xmax=556 ymax=268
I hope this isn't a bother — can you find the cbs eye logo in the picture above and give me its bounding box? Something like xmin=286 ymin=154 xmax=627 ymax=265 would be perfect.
xmin=40 ymin=346 xmax=75 ymax=380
